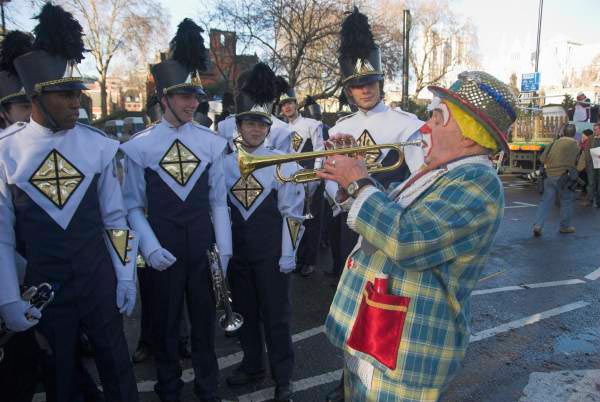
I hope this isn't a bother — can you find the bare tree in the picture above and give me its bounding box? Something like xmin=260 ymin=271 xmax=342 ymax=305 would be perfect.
xmin=403 ymin=0 xmax=479 ymax=97
xmin=206 ymin=0 xmax=344 ymax=102
xmin=59 ymin=0 xmax=169 ymax=118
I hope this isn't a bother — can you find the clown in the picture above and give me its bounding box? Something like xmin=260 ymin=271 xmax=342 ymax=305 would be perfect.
xmin=318 ymin=71 xmax=516 ymax=401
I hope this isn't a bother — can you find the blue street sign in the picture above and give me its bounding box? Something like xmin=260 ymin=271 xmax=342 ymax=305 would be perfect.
xmin=521 ymin=72 xmax=540 ymax=92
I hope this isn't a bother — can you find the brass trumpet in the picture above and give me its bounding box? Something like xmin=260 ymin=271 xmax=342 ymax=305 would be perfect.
xmin=238 ymin=141 xmax=422 ymax=183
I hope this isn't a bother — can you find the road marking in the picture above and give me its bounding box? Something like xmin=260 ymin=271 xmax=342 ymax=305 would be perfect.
xmin=524 ymin=279 xmax=586 ymax=288
xmin=473 ymin=278 xmax=586 ymax=296
xmin=470 ymin=301 xmax=590 ymax=343
xmin=478 ymin=270 xmax=505 ymax=282
xmin=238 ymin=369 xmax=344 ymax=402
xmin=519 ymin=369 xmax=600 ymax=402
xmin=505 ymin=201 xmax=537 ymax=209
xmin=33 ymin=326 xmax=327 ymax=399
xmin=235 ymin=301 xmax=592 ymax=401
xmin=472 ymin=285 xmax=523 ymax=295
xmin=584 ymin=266 xmax=600 ymax=281
xmin=137 ymin=325 xmax=325 ymax=393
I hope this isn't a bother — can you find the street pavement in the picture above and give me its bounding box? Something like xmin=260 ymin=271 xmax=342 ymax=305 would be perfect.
xmin=32 ymin=176 xmax=600 ymax=402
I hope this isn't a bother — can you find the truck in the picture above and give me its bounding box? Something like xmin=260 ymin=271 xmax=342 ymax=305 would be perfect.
xmin=505 ymin=103 xmax=568 ymax=174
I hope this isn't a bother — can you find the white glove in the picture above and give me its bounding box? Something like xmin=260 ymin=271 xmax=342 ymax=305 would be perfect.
xmin=220 ymin=254 xmax=231 ymax=277
xmin=116 ymin=279 xmax=137 ymax=316
xmin=0 ymin=300 xmax=41 ymax=332
xmin=147 ymin=248 xmax=177 ymax=271
xmin=279 ymin=255 xmax=296 ymax=273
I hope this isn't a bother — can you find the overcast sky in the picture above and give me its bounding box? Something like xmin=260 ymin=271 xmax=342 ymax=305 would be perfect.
xmin=6 ymin=0 xmax=600 ymax=79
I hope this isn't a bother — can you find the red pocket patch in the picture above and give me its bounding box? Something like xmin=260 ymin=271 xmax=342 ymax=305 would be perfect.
xmin=346 ymin=281 xmax=411 ymax=370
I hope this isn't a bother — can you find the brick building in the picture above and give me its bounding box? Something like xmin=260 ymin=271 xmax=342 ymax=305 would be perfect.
xmin=146 ymin=29 xmax=259 ymax=100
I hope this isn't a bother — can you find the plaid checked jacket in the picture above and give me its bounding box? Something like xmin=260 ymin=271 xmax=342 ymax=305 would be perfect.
xmin=325 ymin=162 xmax=504 ymax=392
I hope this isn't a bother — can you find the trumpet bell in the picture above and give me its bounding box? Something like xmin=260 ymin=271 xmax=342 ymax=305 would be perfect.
xmin=220 ymin=312 xmax=244 ymax=333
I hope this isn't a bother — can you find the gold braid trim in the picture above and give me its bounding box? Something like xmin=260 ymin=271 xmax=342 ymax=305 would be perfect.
xmin=0 ymin=91 xmax=27 ymax=105
xmin=236 ymin=110 xmax=272 ymax=123
xmin=164 ymin=82 xmax=204 ymax=94
xmin=341 ymin=71 xmax=382 ymax=85
xmin=34 ymin=77 xmax=85 ymax=93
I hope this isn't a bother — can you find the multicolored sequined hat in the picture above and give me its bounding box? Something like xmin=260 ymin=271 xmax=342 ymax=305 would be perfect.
xmin=428 ymin=71 xmax=518 ymax=152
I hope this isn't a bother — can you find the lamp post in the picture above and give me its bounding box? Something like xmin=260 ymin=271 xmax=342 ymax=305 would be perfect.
xmin=0 ymin=0 xmax=10 ymax=35
xmin=402 ymin=9 xmax=411 ymax=111
xmin=534 ymin=0 xmax=543 ymax=73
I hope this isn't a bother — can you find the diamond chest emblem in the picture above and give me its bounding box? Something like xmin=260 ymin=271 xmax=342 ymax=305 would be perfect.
xmin=291 ymin=132 xmax=303 ymax=152
xmin=231 ymin=174 xmax=264 ymax=210
xmin=356 ymin=130 xmax=381 ymax=164
xmin=159 ymin=139 xmax=200 ymax=186
xmin=29 ymin=149 xmax=84 ymax=209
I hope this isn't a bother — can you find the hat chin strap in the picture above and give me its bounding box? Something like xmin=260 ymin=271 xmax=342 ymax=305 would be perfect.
xmin=165 ymin=95 xmax=185 ymax=127
xmin=35 ymin=95 xmax=60 ymax=132
xmin=0 ymin=104 xmax=14 ymax=126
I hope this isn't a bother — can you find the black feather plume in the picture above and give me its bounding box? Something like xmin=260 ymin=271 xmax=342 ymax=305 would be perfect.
xmin=222 ymin=92 xmax=234 ymax=108
xmin=304 ymin=95 xmax=316 ymax=106
xmin=0 ymin=31 xmax=33 ymax=75
xmin=339 ymin=7 xmax=376 ymax=60
xmin=170 ymin=18 xmax=207 ymax=72
xmin=339 ymin=91 xmax=349 ymax=106
xmin=32 ymin=3 xmax=86 ymax=63
xmin=241 ymin=63 xmax=277 ymax=105
xmin=275 ymin=75 xmax=290 ymax=96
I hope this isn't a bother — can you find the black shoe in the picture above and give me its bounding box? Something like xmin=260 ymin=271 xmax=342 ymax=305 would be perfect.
xmin=275 ymin=383 xmax=294 ymax=401
xmin=132 ymin=342 xmax=152 ymax=363
xmin=198 ymin=398 xmax=221 ymax=402
xmin=300 ymin=264 xmax=315 ymax=277
xmin=325 ymin=376 xmax=344 ymax=402
xmin=178 ymin=339 xmax=191 ymax=359
xmin=226 ymin=367 xmax=266 ymax=387
xmin=79 ymin=333 xmax=95 ymax=358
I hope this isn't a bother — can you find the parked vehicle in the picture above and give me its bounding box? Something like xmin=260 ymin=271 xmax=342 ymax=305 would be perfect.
xmin=123 ymin=117 xmax=145 ymax=140
xmin=77 ymin=108 xmax=90 ymax=125
xmin=104 ymin=120 xmax=125 ymax=142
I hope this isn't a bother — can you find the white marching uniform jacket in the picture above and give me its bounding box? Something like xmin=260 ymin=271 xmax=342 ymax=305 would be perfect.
xmin=0 ymin=120 xmax=138 ymax=305
xmin=224 ymin=145 xmax=305 ymax=269
xmin=217 ymin=115 xmax=292 ymax=153
xmin=287 ymin=115 xmax=324 ymax=154
xmin=325 ymin=101 xmax=425 ymax=205
xmin=120 ymin=118 xmax=232 ymax=261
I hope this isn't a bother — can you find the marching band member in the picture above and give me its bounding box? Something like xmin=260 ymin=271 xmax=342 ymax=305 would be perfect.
xmin=0 ymin=4 xmax=139 ymax=401
xmin=120 ymin=19 xmax=231 ymax=402
xmin=223 ymin=62 xmax=304 ymax=402
xmin=0 ymin=31 xmax=32 ymax=132
xmin=279 ymin=85 xmax=325 ymax=276
xmin=326 ymin=8 xmax=425 ymax=280
xmin=217 ymin=69 xmax=292 ymax=153
xmin=319 ymin=71 xmax=515 ymax=401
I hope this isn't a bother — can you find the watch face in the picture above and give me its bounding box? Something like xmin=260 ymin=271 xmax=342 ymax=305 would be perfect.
xmin=348 ymin=182 xmax=358 ymax=196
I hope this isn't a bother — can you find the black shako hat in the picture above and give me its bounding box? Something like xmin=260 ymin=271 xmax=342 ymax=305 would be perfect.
xmin=13 ymin=3 xmax=88 ymax=97
xmin=303 ymin=96 xmax=322 ymax=119
xmin=151 ymin=18 xmax=208 ymax=97
xmin=235 ymin=62 xmax=277 ymax=126
xmin=0 ymin=30 xmax=33 ymax=105
xmin=338 ymin=7 xmax=383 ymax=87
xmin=276 ymin=76 xmax=296 ymax=105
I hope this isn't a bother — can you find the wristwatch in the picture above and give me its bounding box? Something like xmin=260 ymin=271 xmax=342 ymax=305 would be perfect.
xmin=346 ymin=177 xmax=376 ymax=198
